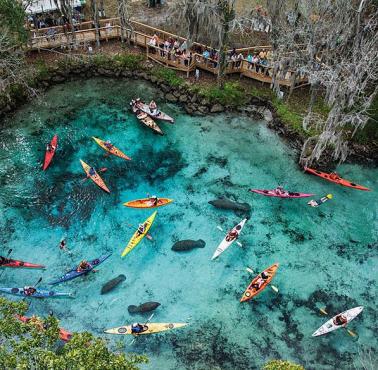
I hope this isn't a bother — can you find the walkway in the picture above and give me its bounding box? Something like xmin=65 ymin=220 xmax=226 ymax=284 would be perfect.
xmin=28 ymin=18 xmax=307 ymax=88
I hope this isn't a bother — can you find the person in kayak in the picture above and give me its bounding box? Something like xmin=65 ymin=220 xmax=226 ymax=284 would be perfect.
xmin=274 ymin=186 xmax=287 ymax=196
xmin=0 ymin=256 xmax=10 ymax=265
xmin=137 ymin=223 xmax=146 ymax=236
xmin=225 ymin=229 xmax=238 ymax=242
xmin=88 ymin=167 xmax=96 ymax=177
xmin=308 ymin=194 xmax=333 ymax=207
xmin=333 ymin=314 xmax=348 ymax=326
xmin=104 ymin=140 xmax=113 ymax=150
xmin=329 ymin=172 xmax=341 ymax=181
xmin=149 ymin=100 xmax=157 ymax=113
xmin=149 ymin=195 xmax=159 ymax=206
xmin=77 ymin=260 xmax=92 ymax=272
xmin=46 ymin=143 xmax=56 ymax=152
xmin=131 ymin=323 xmax=146 ymax=334
xmin=59 ymin=239 xmax=67 ymax=250
xmin=251 ymin=271 xmax=270 ymax=290
xmin=23 ymin=286 xmax=37 ymax=296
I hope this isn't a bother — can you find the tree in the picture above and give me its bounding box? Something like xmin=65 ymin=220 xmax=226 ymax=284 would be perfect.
xmin=53 ymin=0 xmax=77 ymax=45
xmin=0 ymin=297 xmax=148 ymax=370
xmin=90 ymin=0 xmax=101 ymax=48
xmin=118 ymin=0 xmax=133 ymax=44
xmin=266 ymin=0 xmax=378 ymax=165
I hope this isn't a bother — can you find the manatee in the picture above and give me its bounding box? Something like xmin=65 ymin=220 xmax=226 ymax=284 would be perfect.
xmin=128 ymin=301 xmax=161 ymax=314
xmin=172 ymin=239 xmax=206 ymax=251
xmin=208 ymin=198 xmax=251 ymax=217
xmin=100 ymin=274 xmax=126 ymax=295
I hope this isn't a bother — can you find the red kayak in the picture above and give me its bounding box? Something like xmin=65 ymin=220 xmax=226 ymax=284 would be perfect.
xmin=0 ymin=257 xmax=45 ymax=269
xmin=16 ymin=315 xmax=72 ymax=342
xmin=249 ymin=188 xmax=313 ymax=198
xmin=304 ymin=167 xmax=370 ymax=191
xmin=43 ymin=135 xmax=58 ymax=171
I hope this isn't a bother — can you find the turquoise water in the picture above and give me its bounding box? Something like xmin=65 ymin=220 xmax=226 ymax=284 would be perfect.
xmin=0 ymin=78 xmax=377 ymax=369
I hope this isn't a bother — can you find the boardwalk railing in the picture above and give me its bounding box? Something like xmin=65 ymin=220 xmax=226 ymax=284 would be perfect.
xmin=28 ymin=18 xmax=307 ymax=88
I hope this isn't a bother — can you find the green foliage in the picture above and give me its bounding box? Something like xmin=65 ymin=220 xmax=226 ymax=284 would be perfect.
xmin=195 ymin=82 xmax=247 ymax=106
xmin=114 ymin=54 xmax=145 ymax=70
xmin=152 ymin=67 xmax=185 ymax=87
xmin=0 ymin=0 xmax=28 ymax=44
xmin=272 ymin=98 xmax=305 ymax=135
xmin=34 ymin=58 xmax=51 ymax=80
xmin=92 ymin=54 xmax=113 ymax=67
xmin=0 ymin=297 xmax=148 ymax=370
xmin=263 ymin=359 xmax=305 ymax=370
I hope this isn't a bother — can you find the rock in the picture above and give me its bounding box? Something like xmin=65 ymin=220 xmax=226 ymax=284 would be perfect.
xmin=122 ymin=70 xmax=132 ymax=77
xmin=173 ymin=90 xmax=181 ymax=98
xmin=200 ymin=98 xmax=210 ymax=106
xmin=184 ymin=104 xmax=194 ymax=115
xmin=101 ymin=274 xmax=126 ymax=295
xmin=191 ymin=94 xmax=198 ymax=103
xmin=51 ymin=75 xmax=66 ymax=83
xmin=210 ymin=104 xmax=224 ymax=113
xmin=179 ymin=94 xmax=188 ymax=103
xmin=172 ymin=239 xmax=206 ymax=252
xmin=150 ymin=75 xmax=158 ymax=83
xmin=160 ymin=84 xmax=171 ymax=93
xmin=128 ymin=302 xmax=161 ymax=314
xmin=165 ymin=93 xmax=178 ymax=102
xmin=197 ymin=105 xmax=209 ymax=114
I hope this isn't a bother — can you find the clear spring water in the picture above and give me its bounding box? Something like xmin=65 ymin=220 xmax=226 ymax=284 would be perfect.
xmin=0 ymin=78 xmax=377 ymax=370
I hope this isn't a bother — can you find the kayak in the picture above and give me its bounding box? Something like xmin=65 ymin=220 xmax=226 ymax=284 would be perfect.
xmin=0 ymin=287 xmax=73 ymax=298
xmin=240 ymin=263 xmax=279 ymax=302
xmin=135 ymin=101 xmax=174 ymax=123
xmin=43 ymin=135 xmax=58 ymax=171
xmin=211 ymin=219 xmax=247 ymax=260
xmin=308 ymin=194 xmax=333 ymax=207
xmin=104 ymin=323 xmax=188 ymax=335
xmin=131 ymin=104 xmax=163 ymax=135
xmin=249 ymin=189 xmax=313 ymax=198
xmin=0 ymin=257 xmax=45 ymax=269
xmin=17 ymin=315 xmax=72 ymax=342
xmin=121 ymin=211 xmax=157 ymax=257
xmin=312 ymin=306 xmax=364 ymax=337
xmin=92 ymin=137 xmax=131 ymax=161
xmin=80 ymin=159 xmax=110 ymax=193
xmin=123 ymin=197 xmax=173 ymax=209
xmin=49 ymin=254 xmax=112 ymax=285
xmin=304 ymin=167 xmax=370 ymax=191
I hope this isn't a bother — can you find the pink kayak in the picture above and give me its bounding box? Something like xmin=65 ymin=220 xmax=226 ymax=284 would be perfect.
xmin=249 ymin=188 xmax=314 ymax=198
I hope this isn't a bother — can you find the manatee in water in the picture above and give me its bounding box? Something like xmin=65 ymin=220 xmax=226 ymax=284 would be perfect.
xmin=100 ymin=274 xmax=126 ymax=295
xmin=208 ymin=198 xmax=251 ymax=217
xmin=128 ymin=302 xmax=161 ymax=314
xmin=172 ymin=239 xmax=206 ymax=251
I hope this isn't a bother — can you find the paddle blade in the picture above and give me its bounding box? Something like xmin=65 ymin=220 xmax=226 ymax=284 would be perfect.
xmin=347 ymin=329 xmax=357 ymax=337
xmin=270 ymin=285 xmax=279 ymax=293
xmin=217 ymin=226 xmax=224 ymax=232
xmin=236 ymin=241 xmax=243 ymax=247
xmin=319 ymin=308 xmax=328 ymax=315
xmin=246 ymin=267 xmax=254 ymax=274
xmin=146 ymin=234 xmax=153 ymax=241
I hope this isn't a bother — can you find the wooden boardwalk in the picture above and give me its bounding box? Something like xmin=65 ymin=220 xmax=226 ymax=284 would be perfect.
xmin=28 ymin=18 xmax=307 ymax=88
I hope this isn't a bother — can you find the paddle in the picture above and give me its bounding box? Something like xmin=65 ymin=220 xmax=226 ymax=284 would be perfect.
xmin=128 ymin=313 xmax=155 ymax=345
xmin=216 ymin=226 xmax=243 ymax=247
xmin=246 ymin=267 xmax=279 ymax=293
xmin=319 ymin=307 xmax=357 ymax=337
xmin=125 ymin=223 xmax=153 ymax=241
xmin=34 ymin=277 xmax=43 ymax=287
xmin=0 ymin=248 xmax=13 ymax=278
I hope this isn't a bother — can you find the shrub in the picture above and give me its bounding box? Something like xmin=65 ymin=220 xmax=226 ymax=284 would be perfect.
xmin=263 ymin=359 xmax=305 ymax=370
xmin=152 ymin=67 xmax=185 ymax=87
xmin=197 ymin=82 xmax=247 ymax=106
xmin=114 ymin=53 xmax=145 ymax=70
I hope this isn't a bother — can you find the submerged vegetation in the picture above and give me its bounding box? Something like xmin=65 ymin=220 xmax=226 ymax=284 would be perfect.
xmin=0 ymin=298 xmax=148 ymax=370
xmin=263 ymin=360 xmax=305 ymax=370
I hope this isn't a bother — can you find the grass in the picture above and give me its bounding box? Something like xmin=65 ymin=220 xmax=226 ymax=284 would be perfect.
xmin=113 ymin=53 xmax=145 ymax=70
xmin=152 ymin=67 xmax=185 ymax=87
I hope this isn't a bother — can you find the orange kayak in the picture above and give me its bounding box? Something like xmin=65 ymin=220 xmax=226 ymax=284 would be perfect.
xmin=16 ymin=315 xmax=72 ymax=342
xmin=123 ymin=197 xmax=173 ymax=209
xmin=92 ymin=137 xmax=131 ymax=160
xmin=80 ymin=159 xmax=110 ymax=193
xmin=304 ymin=167 xmax=370 ymax=191
xmin=240 ymin=263 xmax=279 ymax=302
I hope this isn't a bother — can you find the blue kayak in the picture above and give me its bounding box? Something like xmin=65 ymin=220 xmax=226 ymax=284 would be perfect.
xmin=49 ymin=254 xmax=112 ymax=285
xmin=0 ymin=287 xmax=73 ymax=298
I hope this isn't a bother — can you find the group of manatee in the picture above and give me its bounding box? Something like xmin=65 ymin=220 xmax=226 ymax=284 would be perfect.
xmin=99 ymin=198 xmax=250 ymax=313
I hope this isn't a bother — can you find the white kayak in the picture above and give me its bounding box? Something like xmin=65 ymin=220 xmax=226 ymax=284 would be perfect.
xmin=312 ymin=306 xmax=363 ymax=337
xmin=211 ymin=219 xmax=247 ymax=260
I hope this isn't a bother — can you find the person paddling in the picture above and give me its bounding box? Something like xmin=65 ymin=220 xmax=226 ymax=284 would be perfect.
xmin=23 ymin=286 xmax=37 ymax=296
xmin=149 ymin=195 xmax=159 ymax=207
xmin=251 ymin=271 xmax=269 ymax=290
xmin=274 ymin=186 xmax=286 ymax=196
xmin=225 ymin=229 xmax=238 ymax=242
xmin=333 ymin=314 xmax=348 ymax=326
xmin=137 ymin=223 xmax=146 ymax=236
xmin=47 ymin=143 xmax=56 ymax=152
xmin=88 ymin=167 xmax=96 ymax=177
xmin=59 ymin=239 xmax=67 ymax=251
xmin=104 ymin=140 xmax=113 ymax=150
xmin=149 ymin=100 xmax=157 ymax=113
xmin=0 ymin=256 xmax=10 ymax=265
xmin=131 ymin=323 xmax=147 ymax=334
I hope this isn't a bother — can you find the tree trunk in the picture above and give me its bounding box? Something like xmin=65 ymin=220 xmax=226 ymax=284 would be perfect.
xmin=91 ymin=0 xmax=101 ymax=48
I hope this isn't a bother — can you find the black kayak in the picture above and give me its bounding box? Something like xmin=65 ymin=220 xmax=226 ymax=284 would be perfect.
xmin=49 ymin=254 xmax=112 ymax=285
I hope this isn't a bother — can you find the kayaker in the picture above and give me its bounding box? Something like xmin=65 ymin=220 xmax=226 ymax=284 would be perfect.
xmin=0 ymin=256 xmax=10 ymax=265
xmin=225 ymin=229 xmax=238 ymax=242
xmin=137 ymin=223 xmax=146 ymax=236
xmin=77 ymin=260 xmax=92 ymax=272
xmin=329 ymin=172 xmax=341 ymax=180
xmin=251 ymin=271 xmax=269 ymax=290
xmin=333 ymin=314 xmax=348 ymax=326
xmin=274 ymin=186 xmax=286 ymax=196
xmin=104 ymin=140 xmax=113 ymax=150
xmin=150 ymin=195 xmax=159 ymax=206
xmin=88 ymin=167 xmax=96 ymax=177
xmin=59 ymin=239 xmax=67 ymax=250
xmin=149 ymin=100 xmax=157 ymax=113
xmin=131 ymin=323 xmax=146 ymax=334
xmin=46 ymin=143 xmax=55 ymax=152
xmin=308 ymin=194 xmax=333 ymax=207
xmin=23 ymin=286 xmax=37 ymax=296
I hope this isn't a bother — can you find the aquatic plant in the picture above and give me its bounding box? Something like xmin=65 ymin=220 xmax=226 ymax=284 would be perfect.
xmin=0 ymin=297 xmax=148 ymax=370
xmin=263 ymin=359 xmax=305 ymax=370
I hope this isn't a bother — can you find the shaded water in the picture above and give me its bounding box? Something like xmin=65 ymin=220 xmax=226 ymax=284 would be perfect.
xmin=0 ymin=78 xmax=377 ymax=370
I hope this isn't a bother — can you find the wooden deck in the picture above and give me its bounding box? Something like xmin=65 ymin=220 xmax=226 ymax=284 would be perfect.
xmin=28 ymin=18 xmax=307 ymax=87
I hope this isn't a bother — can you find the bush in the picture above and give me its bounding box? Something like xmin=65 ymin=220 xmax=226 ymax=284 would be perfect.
xmin=196 ymin=81 xmax=247 ymax=106
xmin=263 ymin=360 xmax=305 ymax=370
xmin=152 ymin=67 xmax=185 ymax=87
xmin=114 ymin=53 xmax=145 ymax=70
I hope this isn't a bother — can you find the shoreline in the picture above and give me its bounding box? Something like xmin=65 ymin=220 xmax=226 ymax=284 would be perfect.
xmin=0 ymin=53 xmax=376 ymax=170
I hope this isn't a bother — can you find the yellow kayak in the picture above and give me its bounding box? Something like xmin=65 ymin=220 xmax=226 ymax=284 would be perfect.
xmin=104 ymin=323 xmax=188 ymax=335
xmin=121 ymin=211 xmax=157 ymax=257
xmin=92 ymin=137 xmax=131 ymax=160
xmin=123 ymin=197 xmax=173 ymax=209
xmin=80 ymin=159 xmax=110 ymax=193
